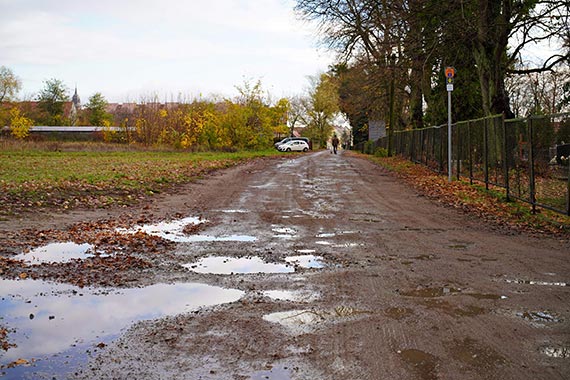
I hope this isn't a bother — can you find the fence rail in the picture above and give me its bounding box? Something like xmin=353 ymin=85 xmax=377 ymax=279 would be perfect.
xmin=357 ymin=113 xmax=570 ymax=216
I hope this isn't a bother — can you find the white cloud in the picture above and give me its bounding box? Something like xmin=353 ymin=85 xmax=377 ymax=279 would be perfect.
xmin=0 ymin=0 xmax=332 ymax=101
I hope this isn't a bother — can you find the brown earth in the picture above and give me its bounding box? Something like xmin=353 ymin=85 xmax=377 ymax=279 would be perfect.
xmin=1 ymin=150 xmax=569 ymax=379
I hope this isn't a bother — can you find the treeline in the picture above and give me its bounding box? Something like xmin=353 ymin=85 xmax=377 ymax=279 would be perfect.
xmin=0 ymin=67 xmax=350 ymax=150
xmin=294 ymin=0 xmax=570 ymax=145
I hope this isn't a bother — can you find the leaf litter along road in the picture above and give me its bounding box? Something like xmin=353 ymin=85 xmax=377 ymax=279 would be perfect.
xmin=1 ymin=150 xmax=569 ymax=379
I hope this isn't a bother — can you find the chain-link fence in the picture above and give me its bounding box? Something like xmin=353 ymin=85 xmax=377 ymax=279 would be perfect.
xmin=356 ymin=113 xmax=570 ymax=215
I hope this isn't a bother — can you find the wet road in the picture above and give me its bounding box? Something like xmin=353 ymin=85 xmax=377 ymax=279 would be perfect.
xmin=2 ymin=150 xmax=569 ymax=379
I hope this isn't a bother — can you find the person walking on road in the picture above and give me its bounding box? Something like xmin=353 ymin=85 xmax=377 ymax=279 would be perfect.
xmin=331 ymin=134 xmax=340 ymax=154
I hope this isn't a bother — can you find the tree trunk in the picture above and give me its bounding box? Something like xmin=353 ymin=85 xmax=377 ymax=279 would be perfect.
xmin=474 ymin=0 xmax=515 ymax=118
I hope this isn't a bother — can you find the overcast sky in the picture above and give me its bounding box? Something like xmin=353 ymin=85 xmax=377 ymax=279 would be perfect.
xmin=0 ymin=0 xmax=334 ymax=103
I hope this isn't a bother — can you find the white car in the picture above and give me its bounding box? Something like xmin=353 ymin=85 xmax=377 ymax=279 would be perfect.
xmin=278 ymin=140 xmax=310 ymax=152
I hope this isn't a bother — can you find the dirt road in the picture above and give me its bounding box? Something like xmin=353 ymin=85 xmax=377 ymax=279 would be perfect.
xmin=1 ymin=150 xmax=569 ymax=379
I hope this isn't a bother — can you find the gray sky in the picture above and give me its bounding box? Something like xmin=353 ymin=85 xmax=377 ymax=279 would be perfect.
xmin=0 ymin=0 xmax=334 ymax=102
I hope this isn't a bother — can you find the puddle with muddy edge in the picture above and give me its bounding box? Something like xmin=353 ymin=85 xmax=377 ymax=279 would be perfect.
xmin=118 ymin=217 xmax=257 ymax=243
xmin=183 ymin=256 xmax=294 ymax=274
xmin=250 ymin=364 xmax=292 ymax=380
xmin=263 ymin=306 xmax=371 ymax=334
xmin=284 ymin=255 xmax=324 ymax=269
xmin=13 ymin=242 xmax=101 ymax=264
xmin=540 ymin=346 xmax=570 ymax=358
xmin=263 ymin=290 xmax=320 ymax=303
xmin=517 ymin=311 xmax=562 ymax=323
xmin=183 ymin=255 xmax=325 ymax=274
xmin=398 ymin=349 xmax=439 ymax=380
xmin=0 ymin=279 xmax=244 ymax=378
xmin=505 ymin=279 xmax=569 ymax=287
xmin=400 ymin=287 xmax=461 ymax=298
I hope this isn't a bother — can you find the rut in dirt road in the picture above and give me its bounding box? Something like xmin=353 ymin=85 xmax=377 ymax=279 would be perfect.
xmin=2 ymin=150 xmax=569 ymax=380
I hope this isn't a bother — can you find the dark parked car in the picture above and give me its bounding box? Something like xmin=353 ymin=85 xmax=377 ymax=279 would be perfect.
xmin=274 ymin=137 xmax=311 ymax=150
xmin=556 ymin=143 xmax=570 ymax=165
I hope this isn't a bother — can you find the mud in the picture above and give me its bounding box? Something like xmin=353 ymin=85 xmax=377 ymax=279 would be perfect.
xmin=1 ymin=151 xmax=569 ymax=379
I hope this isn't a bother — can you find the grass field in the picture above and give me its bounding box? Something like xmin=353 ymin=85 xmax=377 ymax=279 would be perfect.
xmin=0 ymin=141 xmax=283 ymax=215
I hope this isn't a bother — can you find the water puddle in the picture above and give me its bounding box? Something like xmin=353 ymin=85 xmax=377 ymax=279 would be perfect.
xmin=284 ymin=255 xmax=324 ymax=269
xmin=118 ymin=217 xmax=257 ymax=243
xmin=316 ymin=233 xmax=336 ymax=238
xmin=118 ymin=216 xmax=205 ymax=242
xmin=517 ymin=311 xmax=562 ymax=323
xmin=183 ymin=255 xmax=325 ymax=275
xmin=263 ymin=306 xmax=370 ymax=334
xmin=315 ymin=241 xmax=362 ymax=248
xmin=540 ymin=346 xmax=570 ymax=358
xmin=448 ymin=337 xmax=506 ymax=369
xmin=272 ymin=227 xmax=297 ymax=239
xmin=251 ymin=364 xmax=292 ymax=380
xmin=398 ymin=349 xmax=439 ymax=380
xmin=400 ymin=287 xmax=460 ymax=298
xmin=465 ymin=293 xmax=506 ymax=300
xmin=176 ymin=234 xmax=258 ymax=243
xmin=263 ymin=309 xmax=326 ymax=333
xmin=263 ymin=290 xmax=320 ymax=303
xmin=183 ymin=256 xmax=294 ymax=274
xmin=13 ymin=242 xmax=97 ymax=264
xmin=505 ymin=279 xmax=568 ymax=287
xmin=0 ymin=278 xmax=244 ymax=378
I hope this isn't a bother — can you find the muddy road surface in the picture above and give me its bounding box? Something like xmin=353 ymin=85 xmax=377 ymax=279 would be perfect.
xmin=1 ymin=151 xmax=569 ymax=380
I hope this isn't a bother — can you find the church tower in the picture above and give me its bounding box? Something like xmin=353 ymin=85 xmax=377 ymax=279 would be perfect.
xmin=70 ymin=86 xmax=81 ymax=125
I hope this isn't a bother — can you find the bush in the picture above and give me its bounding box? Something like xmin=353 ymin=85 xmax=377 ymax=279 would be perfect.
xmin=374 ymin=147 xmax=388 ymax=157
xmin=9 ymin=108 xmax=33 ymax=140
xmin=364 ymin=140 xmax=376 ymax=154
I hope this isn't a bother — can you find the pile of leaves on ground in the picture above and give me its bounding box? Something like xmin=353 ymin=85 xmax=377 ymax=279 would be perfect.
xmin=0 ymin=213 xmax=179 ymax=287
xmin=355 ymin=153 xmax=570 ymax=238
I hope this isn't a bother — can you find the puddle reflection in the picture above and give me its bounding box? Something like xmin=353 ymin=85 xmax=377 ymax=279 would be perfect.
xmin=505 ymin=279 xmax=568 ymax=287
xmin=13 ymin=242 xmax=95 ymax=264
xmin=177 ymin=234 xmax=257 ymax=243
xmin=118 ymin=216 xmax=204 ymax=242
xmin=263 ymin=290 xmax=320 ymax=303
xmin=0 ymin=279 xmax=244 ymax=376
xmin=541 ymin=346 xmax=570 ymax=358
xmin=184 ymin=255 xmax=325 ymax=274
xmin=183 ymin=256 xmax=294 ymax=274
xmin=251 ymin=364 xmax=292 ymax=380
xmin=285 ymin=255 xmax=324 ymax=269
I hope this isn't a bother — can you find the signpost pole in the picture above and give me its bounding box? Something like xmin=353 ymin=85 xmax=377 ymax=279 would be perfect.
xmin=445 ymin=67 xmax=455 ymax=183
xmin=448 ymin=90 xmax=452 ymax=182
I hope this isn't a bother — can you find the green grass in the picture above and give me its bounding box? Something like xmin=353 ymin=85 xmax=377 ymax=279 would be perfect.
xmin=0 ymin=142 xmax=282 ymax=214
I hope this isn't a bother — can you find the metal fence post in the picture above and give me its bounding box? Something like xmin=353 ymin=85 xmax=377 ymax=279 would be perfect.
xmin=410 ymin=129 xmax=416 ymax=162
xmin=502 ymin=115 xmax=510 ymax=201
xmin=528 ymin=117 xmax=537 ymax=214
xmin=484 ymin=117 xmax=489 ymax=190
xmin=456 ymin=123 xmax=461 ymax=180
xmin=566 ymin=158 xmax=570 ymax=216
xmin=440 ymin=127 xmax=445 ymax=173
xmin=468 ymin=120 xmax=473 ymax=185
